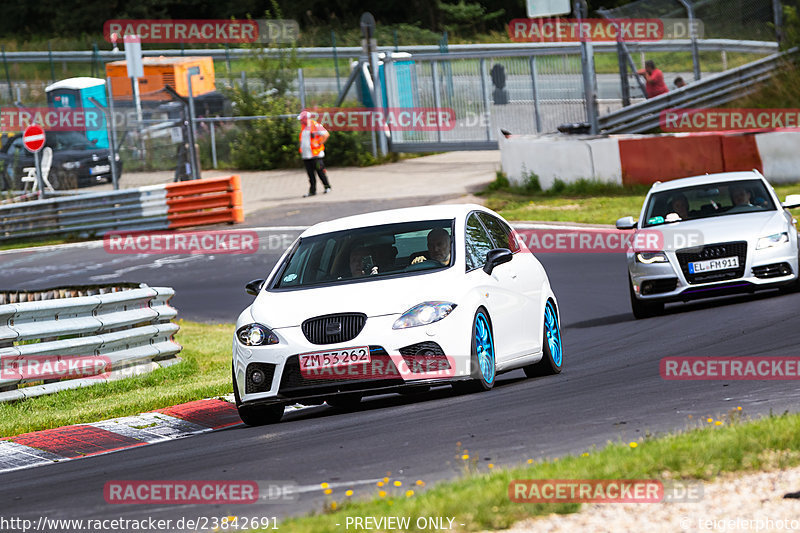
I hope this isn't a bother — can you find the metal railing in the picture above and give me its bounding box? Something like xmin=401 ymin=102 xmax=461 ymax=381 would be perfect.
xmin=0 ymin=285 xmax=180 ymax=402
xmin=0 ymin=175 xmax=243 ymax=242
xmin=598 ymin=48 xmax=797 ymax=134
xmin=0 ymin=40 xmax=778 ymax=63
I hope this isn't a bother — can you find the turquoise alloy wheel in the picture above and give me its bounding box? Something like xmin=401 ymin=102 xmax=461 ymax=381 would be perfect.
xmin=475 ymin=312 xmax=496 ymax=384
xmin=544 ymin=301 xmax=562 ymax=368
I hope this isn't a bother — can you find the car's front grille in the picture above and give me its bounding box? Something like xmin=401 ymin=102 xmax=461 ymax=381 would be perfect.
xmin=752 ymin=262 xmax=793 ymax=279
xmin=640 ymin=278 xmax=678 ymax=295
xmin=278 ymin=347 xmax=403 ymax=397
xmin=245 ymin=363 xmax=276 ymax=394
xmin=676 ymin=241 xmax=747 ymax=284
xmin=301 ymin=313 xmax=366 ymax=345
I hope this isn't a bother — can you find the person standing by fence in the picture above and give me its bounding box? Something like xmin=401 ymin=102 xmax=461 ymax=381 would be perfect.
xmin=298 ymin=110 xmax=332 ymax=197
xmin=637 ymin=60 xmax=668 ymax=99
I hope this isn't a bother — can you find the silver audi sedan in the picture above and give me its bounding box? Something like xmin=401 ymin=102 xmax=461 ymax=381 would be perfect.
xmin=617 ymin=170 xmax=800 ymax=319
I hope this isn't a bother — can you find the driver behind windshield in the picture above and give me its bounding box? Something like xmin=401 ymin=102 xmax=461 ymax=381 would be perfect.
xmin=349 ymin=246 xmax=378 ymax=277
xmin=667 ymin=193 xmax=690 ymax=220
xmin=730 ymin=185 xmax=753 ymax=207
xmin=411 ymin=228 xmax=451 ymax=266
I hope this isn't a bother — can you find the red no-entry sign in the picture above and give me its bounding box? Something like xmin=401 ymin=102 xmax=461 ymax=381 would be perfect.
xmin=23 ymin=124 xmax=46 ymax=153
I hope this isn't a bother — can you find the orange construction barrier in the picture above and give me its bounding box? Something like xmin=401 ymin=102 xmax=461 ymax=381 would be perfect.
xmin=165 ymin=175 xmax=243 ymax=228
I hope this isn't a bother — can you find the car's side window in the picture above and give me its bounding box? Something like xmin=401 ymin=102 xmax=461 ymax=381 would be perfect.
xmin=465 ymin=213 xmax=494 ymax=271
xmin=477 ymin=213 xmax=519 ymax=253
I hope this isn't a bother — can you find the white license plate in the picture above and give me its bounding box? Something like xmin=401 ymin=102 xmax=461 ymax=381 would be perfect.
xmin=90 ymin=164 xmax=110 ymax=175
xmin=299 ymin=346 xmax=370 ymax=370
xmin=688 ymin=256 xmax=739 ymax=274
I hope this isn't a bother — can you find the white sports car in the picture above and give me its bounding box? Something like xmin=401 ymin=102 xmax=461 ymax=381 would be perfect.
xmin=618 ymin=170 xmax=800 ymax=319
xmin=232 ymin=204 xmax=562 ymax=425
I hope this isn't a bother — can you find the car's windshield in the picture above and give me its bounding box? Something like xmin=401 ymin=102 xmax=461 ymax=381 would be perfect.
xmin=271 ymin=219 xmax=455 ymax=290
xmin=642 ymin=179 xmax=776 ymax=227
xmin=46 ymin=131 xmax=93 ymax=150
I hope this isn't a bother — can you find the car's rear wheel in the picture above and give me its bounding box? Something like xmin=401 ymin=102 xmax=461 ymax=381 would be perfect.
xmin=232 ymin=367 xmax=284 ymax=426
xmin=629 ymin=275 xmax=664 ymax=319
xmin=524 ymin=299 xmax=563 ymax=377
xmin=326 ymin=392 xmax=363 ymax=410
xmin=453 ymin=307 xmax=495 ymax=393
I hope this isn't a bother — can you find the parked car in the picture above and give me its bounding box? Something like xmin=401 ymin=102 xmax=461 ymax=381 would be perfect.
xmin=232 ymin=204 xmax=563 ymax=425
xmin=618 ymin=170 xmax=800 ymax=319
xmin=0 ymin=131 xmax=121 ymax=190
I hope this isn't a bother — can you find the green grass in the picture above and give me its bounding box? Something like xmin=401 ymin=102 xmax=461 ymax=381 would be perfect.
xmin=480 ymin=173 xmax=800 ymax=225
xmin=0 ymin=320 xmax=234 ymax=437
xmin=0 ymin=237 xmax=73 ymax=251
xmin=270 ymin=409 xmax=800 ymax=532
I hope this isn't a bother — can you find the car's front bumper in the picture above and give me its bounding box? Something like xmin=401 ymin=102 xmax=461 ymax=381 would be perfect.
xmin=628 ymin=241 xmax=799 ymax=303
xmin=233 ymin=314 xmax=473 ymax=407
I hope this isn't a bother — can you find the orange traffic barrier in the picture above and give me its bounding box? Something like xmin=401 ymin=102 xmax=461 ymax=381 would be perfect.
xmin=164 ymin=175 xmax=243 ymax=228
xmin=619 ymin=135 xmax=724 ymax=186
xmin=721 ymin=134 xmax=763 ymax=172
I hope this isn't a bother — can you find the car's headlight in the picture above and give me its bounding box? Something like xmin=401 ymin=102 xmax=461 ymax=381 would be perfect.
xmin=392 ymin=302 xmax=456 ymax=330
xmin=635 ymin=251 xmax=669 ymax=264
xmin=756 ymin=232 xmax=789 ymax=250
xmin=61 ymin=161 xmax=81 ymax=169
xmin=236 ymin=323 xmax=279 ymax=346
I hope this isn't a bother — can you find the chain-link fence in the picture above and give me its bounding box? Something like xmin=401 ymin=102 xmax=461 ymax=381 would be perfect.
xmin=604 ymin=0 xmax=779 ymax=41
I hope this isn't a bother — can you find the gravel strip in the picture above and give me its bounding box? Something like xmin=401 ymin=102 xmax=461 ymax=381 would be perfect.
xmin=498 ymin=465 xmax=800 ymax=532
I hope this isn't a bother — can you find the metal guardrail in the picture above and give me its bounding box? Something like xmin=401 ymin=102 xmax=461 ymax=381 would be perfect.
xmin=0 ymin=285 xmax=180 ymax=402
xmin=0 ymin=175 xmax=243 ymax=242
xmin=0 ymin=39 xmax=778 ymax=63
xmin=598 ymin=48 xmax=798 ymax=134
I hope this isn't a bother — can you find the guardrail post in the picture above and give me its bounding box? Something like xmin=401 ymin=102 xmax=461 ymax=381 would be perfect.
xmin=1 ymin=46 xmax=12 ymax=103
xmin=331 ymin=31 xmax=342 ymax=93
xmin=297 ymin=67 xmax=306 ymax=109
xmin=576 ymin=0 xmax=599 ymax=134
xmin=432 ymin=61 xmax=443 ymax=144
xmin=617 ymin=41 xmax=631 ymax=107
xmin=210 ymin=121 xmax=218 ymax=169
xmin=528 ymin=56 xmax=542 ymax=133
xmin=479 ymin=58 xmax=492 ymax=141
xmin=677 ymin=0 xmax=701 ymax=80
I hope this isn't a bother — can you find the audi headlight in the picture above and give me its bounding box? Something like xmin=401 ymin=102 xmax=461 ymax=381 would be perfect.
xmin=756 ymin=232 xmax=789 ymax=250
xmin=61 ymin=161 xmax=81 ymax=169
xmin=392 ymin=302 xmax=456 ymax=330
xmin=236 ymin=323 xmax=279 ymax=346
xmin=635 ymin=251 xmax=669 ymax=264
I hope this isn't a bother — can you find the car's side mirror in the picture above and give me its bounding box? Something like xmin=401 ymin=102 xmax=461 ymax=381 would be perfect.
xmin=615 ymin=216 xmax=637 ymax=230
xmin=783 ymin=194 xmax=800 ymax=209
xmin=483 ymin=248 xmax=513 ymax=275
xmin=245 ymin=279 xmax=265 ymax=295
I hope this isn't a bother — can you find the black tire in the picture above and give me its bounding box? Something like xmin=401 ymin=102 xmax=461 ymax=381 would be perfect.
xmin=629 ymin=275 xmax=664 ymax=319
xmin=232 ymin=367 xmax=284 ymax=426
xmin=326 ymin=392 xmax=363 ymax=410
xmin=49 ymin=169 xmax=77 ymax=191
xmin=524 ymin=300 xmax=563 ymax=378
xmin=452 ymin=307 xmax=496 ymax=394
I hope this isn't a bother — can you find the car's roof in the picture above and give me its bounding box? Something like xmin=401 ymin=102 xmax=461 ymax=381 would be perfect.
xmin=649 ymin=170 xmax=765 ymax=193
xmin=301 ymin=204 xmax=487 ymax=237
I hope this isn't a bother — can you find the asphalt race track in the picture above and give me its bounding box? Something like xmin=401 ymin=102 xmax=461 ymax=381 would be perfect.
xmin=2 ymin=227 xmax=800 ymax=529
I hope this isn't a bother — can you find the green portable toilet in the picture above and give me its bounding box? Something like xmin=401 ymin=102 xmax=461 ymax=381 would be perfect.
xmin=45 ymin=77 xmax=109 ymax=149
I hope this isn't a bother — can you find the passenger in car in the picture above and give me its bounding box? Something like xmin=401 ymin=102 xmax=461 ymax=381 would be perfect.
xmin=730 ymin=186 xmax=753 ymax=207
xmin=667 ymin=193 xmax=690 ymax=220
xmin=411 ymin=228 xmax=452 ymax=266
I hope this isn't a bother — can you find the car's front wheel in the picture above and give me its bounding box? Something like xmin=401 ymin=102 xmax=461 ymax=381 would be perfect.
xmin=453 ymin=307 xmax=496 ymax=393
xmin=233 ymin=368 xmax=284 ymax=426
xmin=524 ymin=299 xmax=563 ymax=377
xmin=629 ymin=275 xmax=664 ymax=319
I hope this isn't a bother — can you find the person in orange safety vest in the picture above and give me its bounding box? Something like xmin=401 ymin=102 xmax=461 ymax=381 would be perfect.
xmin=298 ymin=110 xmax=332 ymax=197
